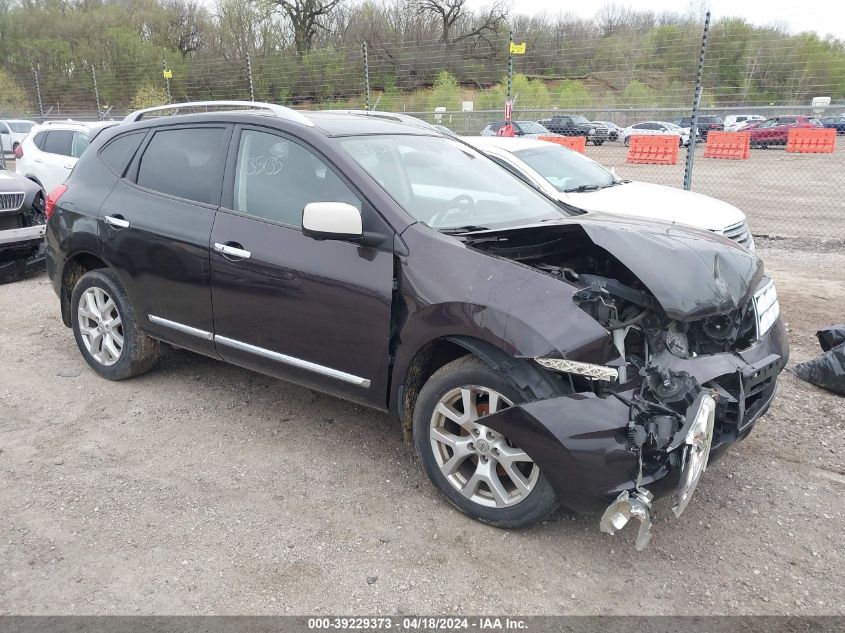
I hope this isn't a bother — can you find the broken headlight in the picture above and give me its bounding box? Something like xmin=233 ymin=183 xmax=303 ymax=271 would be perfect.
xmin=753 ymin=279 xmax=779 ymax=339
xmin=672 ymin=392 xmax=716 ymax=517
xmin=534 ymin=357 xmax=619 ymax=381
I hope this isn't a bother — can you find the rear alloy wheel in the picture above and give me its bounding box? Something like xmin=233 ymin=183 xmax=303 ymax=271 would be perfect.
xmin=624 ymin=137 xmax=631 ymax=147
xmin=71 ymin=269 xmax=159 ymax=380
xmin=77 ymin=287 xmax=124 ymax=366
xmin=413 ymin=356 xmax=558 ymax=528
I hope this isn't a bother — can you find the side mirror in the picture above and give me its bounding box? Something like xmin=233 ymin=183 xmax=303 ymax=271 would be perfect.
xmin=302 ymin=202 xmax=363 ymax=241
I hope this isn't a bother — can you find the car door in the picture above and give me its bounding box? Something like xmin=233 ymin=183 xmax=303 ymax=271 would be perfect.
xmin=209 ymin=126 xmax=396 ymax=407
xmin=98 ymin=124 xmax=232 ymax=356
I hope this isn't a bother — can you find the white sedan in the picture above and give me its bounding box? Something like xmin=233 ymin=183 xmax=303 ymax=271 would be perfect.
xmin=620 ymin=121 xmax=690 ymax=147
xmin=462 ymin=136 xmax=754 ymax=250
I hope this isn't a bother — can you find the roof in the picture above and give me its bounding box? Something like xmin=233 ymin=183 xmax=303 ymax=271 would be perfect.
xmin=31 ymin=120 xmax=119 ymax=133
xmin=111 ymin=106 xmax=440 ymax=138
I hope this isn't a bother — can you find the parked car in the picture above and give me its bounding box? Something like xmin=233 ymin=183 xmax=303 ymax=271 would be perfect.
xmin=747 ymin=115 xmax=822 ymax=148
xmin=820 ymin=115 xmax=845 ymax=134
xmin=620 ymin=121 xmax=689 ymax=146
xmin=480 ymin=120 xmax=556 ymax=138
xmin=671 ymin=115 xmax=724 ymax=140
xmin=0 ymin=119 xmax=37 ymax=158
xmin=46 ymin=101 xmax=787 ymax=548
xmin=464 ymin=136 xmax=754 ymax=250
xmin=592 ymin=120 xmax=622 ymax=141
xmin=535 ymin=115 xmax=609 ymax=145
xmin=723 ymin=115 xmax=765 ymax=132
xmin=0 ymin=161 xmax=46 ymax=283
xmin=14 ymin=120 xmax=118 ymax=193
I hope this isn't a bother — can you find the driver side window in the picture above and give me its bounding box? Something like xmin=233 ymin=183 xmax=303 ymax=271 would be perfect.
xmin=233 ymin=129 xmax=360 ymax=227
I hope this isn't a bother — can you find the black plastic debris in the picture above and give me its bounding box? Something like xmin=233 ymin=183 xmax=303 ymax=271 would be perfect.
xmin=0 ymin=243 xmax=45 ymax=285
xmin=817 ymin=325 xmax=845 ymax=352
xmin=790 ymin=327 xmax=845 ymax=396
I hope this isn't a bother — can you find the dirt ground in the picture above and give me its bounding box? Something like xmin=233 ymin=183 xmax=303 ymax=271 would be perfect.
xmin=0 ymin=239 xmax=843 ymax=616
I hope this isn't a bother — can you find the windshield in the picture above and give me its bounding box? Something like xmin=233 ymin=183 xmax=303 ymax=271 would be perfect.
xmin=339 ymin=135 xmax=566 ymax=230
xmin=569 ymin=115 xmax=590 ymax=124
xmin=8 ymin=122 xmax=33 ymax=133
xmin=662 ymin=122 xmax=681 ymax=129
xmin=514 ymin=145 xmax=616 ymax=192
xmin=517 ymin=121 xmax=550 ymax=134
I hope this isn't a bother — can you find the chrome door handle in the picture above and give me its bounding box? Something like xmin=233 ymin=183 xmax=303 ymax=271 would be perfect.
xmin=214 ymin=242 xmax=251 ymax=259
xmin=104 ymin=215 xmax=130 ymax=228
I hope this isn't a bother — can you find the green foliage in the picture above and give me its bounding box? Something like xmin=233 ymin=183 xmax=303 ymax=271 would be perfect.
xmin=130 ymin=84 xmax=168 ymax=109
xmin=427 ymin=70 xmax=461 ymax=110
xmin=621 ymin=80 xmax=659 ymax=106
xmin=557 ymin=80 xmax=593 ymax=109
xmin=0 ymin=68 xmax=30 ymax=114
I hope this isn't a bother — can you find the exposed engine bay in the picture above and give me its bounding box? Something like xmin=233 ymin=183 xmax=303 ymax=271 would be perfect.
xmin=463 ymin=220 xmax=785 ymax=549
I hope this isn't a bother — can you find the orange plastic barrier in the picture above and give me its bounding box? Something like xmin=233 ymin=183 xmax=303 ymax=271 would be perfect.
xmin=704 ymin=131 xmax=750 ymax=160
xmin=786 ymin=128 xmax=836 ymax=153
xmin=538 ymin=135 xmax=586 ymax=153
xmin=626 ymin=135 xmax=679 ymax=165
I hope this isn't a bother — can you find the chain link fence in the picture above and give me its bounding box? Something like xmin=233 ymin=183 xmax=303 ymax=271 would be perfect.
xmin=2 ymin=11 xmax=843 ymax=243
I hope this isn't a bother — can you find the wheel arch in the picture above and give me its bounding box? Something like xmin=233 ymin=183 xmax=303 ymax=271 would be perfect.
xmin=395 ymin=334 xmax=565 ymax=440
xmin=60 ymin=250 xmax=109 ymax=327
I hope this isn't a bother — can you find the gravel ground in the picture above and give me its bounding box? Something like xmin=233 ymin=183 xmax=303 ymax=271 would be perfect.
xmin=0 ymin=241 xmax=843 ymax=616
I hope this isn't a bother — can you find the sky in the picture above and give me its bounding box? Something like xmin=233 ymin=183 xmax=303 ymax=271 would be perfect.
xmin=471 ymin=0 xmax=845 ymax=39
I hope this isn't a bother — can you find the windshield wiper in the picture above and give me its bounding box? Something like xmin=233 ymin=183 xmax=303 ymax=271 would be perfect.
xmin=563 ymin=184 xmax=601 ymax=192
xmin=438 ymin=225 xmax=489 ymax=234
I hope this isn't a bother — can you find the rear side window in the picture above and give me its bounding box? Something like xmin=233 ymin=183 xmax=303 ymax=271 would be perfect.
xmin=33 ymin=131 xmax=47 ymax=150
xmin=99 ymin=132 xmax=146 ymax=176
xmin=780 ymin=117 xmax=796 ymax=124
xmin=43 ymin=130 xmax=73 ymax=155
xmin=136 ymin=127 xmax=227 ymax=204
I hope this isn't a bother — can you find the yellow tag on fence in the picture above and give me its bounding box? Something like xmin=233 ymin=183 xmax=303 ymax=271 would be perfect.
xmin=163 ymin=69 xmax=173 ymax=79
xmin=509 ymin=42 xmax=526 ymax=55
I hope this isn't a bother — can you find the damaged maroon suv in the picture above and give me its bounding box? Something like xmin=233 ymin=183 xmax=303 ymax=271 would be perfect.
xmin=45 ymin=102 xmax=787 ymax=548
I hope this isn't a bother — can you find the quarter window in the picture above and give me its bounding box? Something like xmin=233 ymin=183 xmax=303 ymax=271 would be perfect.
xmin=232 ymin=129 xmax=360 ymax=227
xmin=33 ymin=131 xmax=47 ymax=150
xmin=70 ymin=131 xmax=90 ymax=158
xmin=99 ymin=132 xmax=146 ymax=177
xmin=136 ymin=127 xmax=227 ymax=204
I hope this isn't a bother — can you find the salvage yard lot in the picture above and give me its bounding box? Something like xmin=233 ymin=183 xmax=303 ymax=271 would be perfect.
xmin=1 ymin=241 xmax=843 ymax=615
xmin=578 ymin=143 xmax=844 ymax=241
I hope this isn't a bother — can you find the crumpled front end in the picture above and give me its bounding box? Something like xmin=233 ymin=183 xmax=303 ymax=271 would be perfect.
xmin=465 ymin=219 xmax=788 ymax=549
xmin=481 ymin=314 xmax=786 ymax=549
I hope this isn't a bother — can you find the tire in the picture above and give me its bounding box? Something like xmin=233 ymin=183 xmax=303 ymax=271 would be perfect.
xmin=624 ymin=137 xmax=630 ymax=147
xmin=593 ymin=140 xmax=604 ymax=146
xmin=71 ymin=269 xmax=159 ymax=380
xmin=413 ymin=355 xmax=559 ymax=528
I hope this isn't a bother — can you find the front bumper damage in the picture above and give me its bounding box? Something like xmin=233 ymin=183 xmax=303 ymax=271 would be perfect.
xmin=481 ymin=316 xmax=788 ymax=549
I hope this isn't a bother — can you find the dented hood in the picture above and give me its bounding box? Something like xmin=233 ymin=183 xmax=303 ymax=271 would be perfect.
xmin=468 ymin=214 xmax=764 ymax=321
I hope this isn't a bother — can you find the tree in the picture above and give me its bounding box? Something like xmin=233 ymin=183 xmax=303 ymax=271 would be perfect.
xmin=264 ymin=0 xmax=344 ymax=57
xmin=557 ymin=80 xmax=593 ymax=109
xmin=411 ymin=0 xmax=506 ymax=44
xmin=621 ymin=79 xmax=658 ymax=106
xmin=0 ymin=69 xmax=30 ymax=115
xmin=163 ymin=0 xmax=209 ymax=58
xmin=130 ymin=84 xmax=169 ymax=109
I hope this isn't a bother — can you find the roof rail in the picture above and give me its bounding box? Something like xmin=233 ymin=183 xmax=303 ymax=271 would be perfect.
xmin=324 ymin=109 xmax=437 ymax=131
xmin=123 ymin=101 xmax=314 ymax=127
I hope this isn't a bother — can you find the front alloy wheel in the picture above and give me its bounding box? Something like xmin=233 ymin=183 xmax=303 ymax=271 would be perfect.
xmin=77 ymin=287 xmax=124 ymax=366
xmin=413 ymin=356 xmax=559 ymax=528
xmin=430 ymin=386 xmax=539 ymax=508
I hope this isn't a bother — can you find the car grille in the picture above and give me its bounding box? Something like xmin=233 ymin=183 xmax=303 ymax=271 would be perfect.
xmin=0 ymin=192 xmax=25 ymax=213
xmin=720 ymin=220 xmax=753 ymax=248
